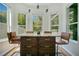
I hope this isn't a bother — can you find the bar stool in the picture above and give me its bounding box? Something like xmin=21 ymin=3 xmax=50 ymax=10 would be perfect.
xmin=7 ymin=32 xmax=20 ymax=44
xmin=56 ymin=32 xmax=71 ymax=56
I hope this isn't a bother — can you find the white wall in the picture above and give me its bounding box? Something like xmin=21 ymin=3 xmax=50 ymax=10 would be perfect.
xmin=59 ymin=4 xmax=67 ymax=32
xmin=26 ymin=13 xmax=33 ymax=31
xmin=7 ymin=5 xmax=18 ymax=33
xmin=42 ymin=13 xmax=50 ymax=31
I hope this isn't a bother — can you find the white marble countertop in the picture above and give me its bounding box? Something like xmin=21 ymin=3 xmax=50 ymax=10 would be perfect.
xmin=17 ymin=32 xmax=61 ymax=37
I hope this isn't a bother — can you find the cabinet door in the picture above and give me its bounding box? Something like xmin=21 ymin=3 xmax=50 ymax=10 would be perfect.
xmin=39 ymin=47 xmax=54 ymax=56
xmin=38 ymin=37 xmax=55 ymax=56
xmin=20 ymin=37 xmax=38 ymax=56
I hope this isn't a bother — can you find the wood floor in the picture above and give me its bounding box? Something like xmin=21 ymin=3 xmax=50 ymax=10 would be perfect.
xmin=5 ymin=46 xmax=66 ymax=56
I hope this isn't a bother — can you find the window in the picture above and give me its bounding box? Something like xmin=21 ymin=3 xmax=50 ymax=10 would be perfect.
xmin=32 ymin=16 xmax=42 ymax=32
xmin=68 ymin=3 xmax=78 ymax=41
xmin=0 ymin=3 xmax=7 ymax=39
xmin=18 ymin=13 xmax=26 ymax=34
xmin=51 ymin=14 xmax=59 ymax=32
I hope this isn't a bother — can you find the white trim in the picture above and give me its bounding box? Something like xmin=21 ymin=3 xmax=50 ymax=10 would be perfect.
xmin=70 ymin=39 xmax=78 ymax=44
xmin=32 ymin=16 xmax=42 ymax=32
xmin=67 ymin=3 xmax=78 ymax=41
xmin=78 ymin=4 xmax=79 ymax=42
xmin=69 ymin=11 xmax=74 ymax=14
xmin=17 ymin=13 xmax=26 ymax=34
xmin=33 ymin=26 xmax=41 ymax=27
xmin=51 ymin=14 xmax=58 ymax=21
xmin=51 ymin=25 xmax=59 ymax=26
xmin=2 ymin=3 xmax=9 ymax=9
xmin=69 ymin=22 xmax=78 ymax=25
xmin=0 ymin=38 xmax=8 ymax=43
xmin=51 ymin=14 xmax=59 ymax=32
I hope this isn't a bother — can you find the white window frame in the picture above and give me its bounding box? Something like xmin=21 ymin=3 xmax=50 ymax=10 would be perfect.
xmin=67 ymin=3 xmax=78 ymax=42
xmin=17 ymin=13 xmax=26 ymax=34
xmin=32 ymin=15 xmax=42 ymax=32
xmin=0 ymin=3 xmax=8 ymax=42
xmin=51 ymin=14 xmax=59 ymax=32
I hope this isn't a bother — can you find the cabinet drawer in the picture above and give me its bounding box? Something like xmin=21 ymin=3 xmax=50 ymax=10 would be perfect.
xmin=26 ymin=43 xmax=38 ymax=47
xmin=39 ymin=47 xmax=54 ymax=56
xmin=39 ymin=38 xmax=54 ymax=44
xmin=20 ymin=47 xmax=38 ymax=56
xmin=20 ymin=51 xmax=37 ymax=56
xmin=26 ymin=38 xmax=37 ymax=42
xmin=20 ymin=36 xmax=55 ymax=56
xmin=39 ymin=38 xmax=51 ymax=42
xmin=39 ymin=47 xmax=53 ymax=52
xmin=39 ymin=45 xmax=53 ymax=48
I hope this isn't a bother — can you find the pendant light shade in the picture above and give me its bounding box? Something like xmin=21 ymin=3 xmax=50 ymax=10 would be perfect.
xmin=37 ymin=4 xmax=39 ymax=9
xmin=46 ymin=9 xmax=48 ymax=13
xmin=28 ymin=9 xmax=31 ymax=13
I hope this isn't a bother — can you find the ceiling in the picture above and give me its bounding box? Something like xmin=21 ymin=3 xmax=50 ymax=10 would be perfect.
xmin=6 ymin=3 xmax=66 ymax=15
xmin=6 ymin=3 xmax=63 ymax=9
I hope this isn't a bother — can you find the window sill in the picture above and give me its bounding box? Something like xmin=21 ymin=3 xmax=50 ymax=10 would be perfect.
xmin=0 ymin=38 xmax=8 ymax=43
xmin=70 ymin=39 xmax=78 ymax=44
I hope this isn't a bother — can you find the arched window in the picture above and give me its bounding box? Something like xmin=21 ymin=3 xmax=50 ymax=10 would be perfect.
xmin=51 ymin=14 xmax=59 ymax=32
xmin=68 ymin=3 xmax=78 ymax=41
xmin=18 ymin=13 xmax=26 ymax=34
xmin=32 ymin=16 xmax=42 ymax=32
xmin=0 ymin=3 xmax=7 ymax=40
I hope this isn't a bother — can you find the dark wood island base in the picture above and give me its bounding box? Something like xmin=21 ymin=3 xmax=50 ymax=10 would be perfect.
xmin=20 ymin=36 xmax=55 ymax=56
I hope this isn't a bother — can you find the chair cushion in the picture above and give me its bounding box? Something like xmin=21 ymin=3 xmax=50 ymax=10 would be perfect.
xmin=11 ymin=32 xmax=16 ymax=38
xmin=56 ymin=40 xmax=68 ymax=45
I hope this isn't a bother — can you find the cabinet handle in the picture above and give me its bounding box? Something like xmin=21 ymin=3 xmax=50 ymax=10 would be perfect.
xmin=44 ymin=45 xmax=50 ymax=48
xmin=26 ymin=54 xmax=31 ymax=56
xmin=45 ymin=39 xmax=50 ymax=40
xmin=26 ymin=46 xmax=32 ymax=48
xmin=27 ymin=39 xmax=31 ymax=41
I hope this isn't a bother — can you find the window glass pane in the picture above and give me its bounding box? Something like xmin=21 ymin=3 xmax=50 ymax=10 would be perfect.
xmin=18 ymin=13 xmax=26 ymax=25
xmin=70 ymin=24 xmax=77 ymax=41
xmin=0 ymin=3 xmax=7 ymax=39
xmin=69 ymin=3 xmax=78 ymax=23
xmin=18 ymin=25 xmax=26 ymax=34
xmin=51 ymin=15 xmax=59 ymax=25
xmin=33 ymin=27 xmax=41 ymax=32
xmin=51 ymin=14 xmax=59 ymax=32
xmin=51 ymin=26 xmax=58 ymax=32
xmin=33 ymin=16 xmax=42 ymax=32
xmin=0 ymin=4 xmax=7 ymax=23
xmin=18 ymin=13 xmax=26 ymax=34
xmin=68 ymin=3 xmax=78 ymax=41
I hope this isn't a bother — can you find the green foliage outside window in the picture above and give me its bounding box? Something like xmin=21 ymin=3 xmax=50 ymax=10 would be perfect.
xmin=33 ymin=16 xmax=42 ymax=32
xmin=51 ymin=26 xmax=59 ymax=32
xmin=0 ymin=3 xmax=7 ymax=23
xmin=69 ymin=3 xmax=78 ymax=41
xmin=51 ymin=15 xmax=59 ymax=32
xmin=0 ymin=3 xmax=7 ymax=39
xmin=51 ymin=16 xmax=59 ymax=25
xmin=18 ymin=13 xmax=26 ymax=34
xmin=18 ymin=13 xmax=26 ymax=25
